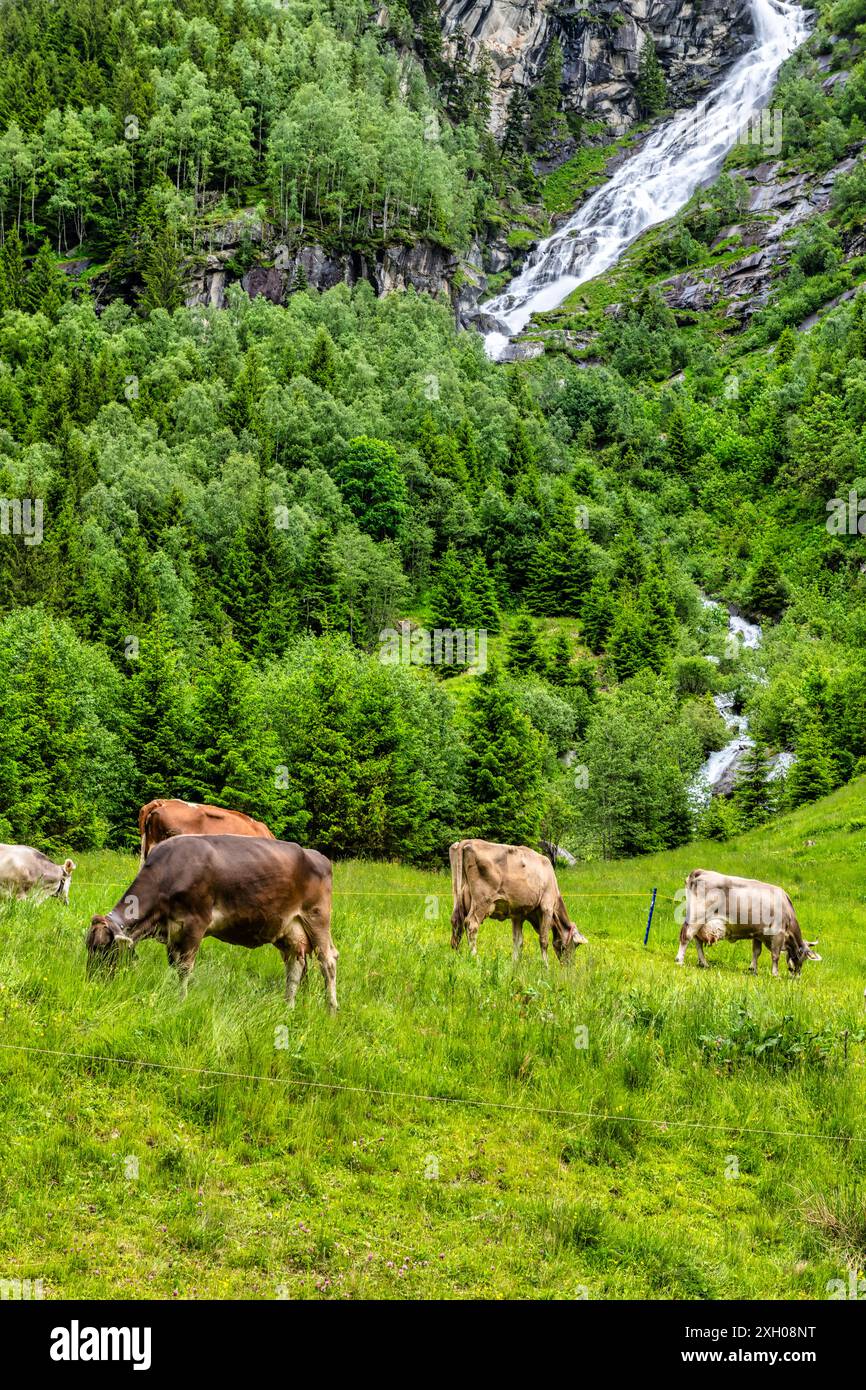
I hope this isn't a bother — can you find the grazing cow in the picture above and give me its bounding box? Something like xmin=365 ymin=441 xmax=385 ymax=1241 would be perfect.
xmin=0 ymin=845 xmax=76 ymax=905
xmin=449 ymin=838 xmax=587 ymax=964
xmin=138 ymin=798 xmax=275 ymax=864
xmin=676 ymin=868 xmax=820 ymax=977
xmin=86 ymin=835 xmax=338 ymax=1010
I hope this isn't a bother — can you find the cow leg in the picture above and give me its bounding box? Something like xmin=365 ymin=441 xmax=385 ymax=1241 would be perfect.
xmin=316 ymin=945 xmax=338 ymax=1014
xmin=770 ymin=933 xmax=784 ymax=978
xmin=285 ymin=953 xmax=307 ymax=1008
xmin=167 ymin=920 xmax=205 ymax=998
xmin=695 ymin=938 xmax=709 ymax=968
xmin=168 ymin=944 xmax=199 ymax=999
xmin=749 ymin=938 xmax=761 ymax=974
xmin=465 ymin=914 xmax=482 ymax=957
xmin=511 ymin=916 xmax=524 ymax=963
xmin=538 ymin=912 xmax=552 ymax=968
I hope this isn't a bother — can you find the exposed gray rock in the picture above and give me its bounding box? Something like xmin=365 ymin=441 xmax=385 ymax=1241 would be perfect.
xmin=660 ymin=147 xmax=864 ymax=324
xmin=241 ymin=266 xmax=285 ymax=304
xmin=438 ymin=0 xmax=754 ymax=135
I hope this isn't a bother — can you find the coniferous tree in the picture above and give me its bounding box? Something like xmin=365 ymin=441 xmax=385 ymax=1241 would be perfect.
xmin=297 ymin=526 xmax=348 ymax=635
xmin=463 ymin=662 xmax=544 ymax=844
xmin=608 ymin=597 xmax=654 ymax=681
xmin=744 ymin=552 xmax=790 ymax=621
xmin=25 ymin=240 xmax=68 ymax=318
xmin=0 ymin=225 xmax=26 ymax=311
xmin=138 ymin=224 xmax=187 ymax=313
xmin=636 ymin=39 xmax=668 ymax=118
xmin=547 ymin=631 xmax=574 ymax=687
xmin=189 ymin=634 xmax=299 ymax=833
xmin=507 ymin=606 xmax=546 ymax=675
xmin=528 ymin=38 xmax=563 ymax=150
xmin=786 ymin=722 xmax=835 ymax=809
xmin=733 ymin=741 xmax=775 ymax=828
xmin=305 ymin=324 xmax=338 ymax=391
xmin=581 ymin=575 xmax=616 ymax=652
xmin=126 ymin=611 xmax=191 ymax=813
xmin=429 ymin=547 xmax=470 ymax=631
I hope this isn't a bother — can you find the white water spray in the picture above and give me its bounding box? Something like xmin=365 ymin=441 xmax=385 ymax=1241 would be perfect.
xmin=483 ymin=0 xmax=811 ymax=358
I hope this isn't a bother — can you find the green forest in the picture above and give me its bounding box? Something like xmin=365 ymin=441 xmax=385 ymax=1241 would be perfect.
xmin=1 ymin=0 xmax=866 ymax=865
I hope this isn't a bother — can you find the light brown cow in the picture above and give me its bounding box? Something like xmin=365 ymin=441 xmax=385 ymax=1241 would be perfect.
xmin=676 ymin=868 xmax=821 ymax=976
xmin=87 ymin=834 xmax=337 ymax=1010
xmin=449 ymin=839 xmax=587 ymax=964
xmin=0 ymin=845 xmax=76 ymax=905
xmin=138 ymin=799 xmax=275 ymax=865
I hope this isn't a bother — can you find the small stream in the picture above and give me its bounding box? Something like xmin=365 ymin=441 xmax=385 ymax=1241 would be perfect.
xmin=696 ymin=599 xmax=793 ymax=798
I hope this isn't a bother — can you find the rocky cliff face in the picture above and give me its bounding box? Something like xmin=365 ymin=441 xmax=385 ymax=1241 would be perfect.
xmin=183 ymin=211 xmax=488 ymax=320
xmin=440 ymin=0 xmax=754 ymax=134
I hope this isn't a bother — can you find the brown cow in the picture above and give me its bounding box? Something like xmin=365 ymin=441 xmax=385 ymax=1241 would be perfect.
xmin=676 ymin=868 xmax=821 ymax=977
xmin=138 ymin=798 xmax=274 ymax=864
xmin=449 ymin=838 xmax=587 ymax=964
xmin=86 ymin=835 xmax=337 ymax=1010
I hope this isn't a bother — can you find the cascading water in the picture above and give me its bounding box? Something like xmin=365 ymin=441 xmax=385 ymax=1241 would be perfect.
xmin=694 ymin=599 xmax=794 ymax=799
xmin=482 ymin=0 xmax=812 ymax=359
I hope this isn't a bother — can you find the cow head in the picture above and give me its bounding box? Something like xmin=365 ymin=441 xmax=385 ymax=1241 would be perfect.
xmin=85 ymin=914 xmax=135 ymax=974
xmin=56 ymin=858 xmax=76 ymax=906
xmin=786 ymin=935 xmax=821 ymax=976
xmin=553 ymin=914 xmax=589 ymax=962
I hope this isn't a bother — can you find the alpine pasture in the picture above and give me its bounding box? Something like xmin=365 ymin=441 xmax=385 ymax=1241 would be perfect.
xmin=1 ymin=780 xmax=865 ymax=1301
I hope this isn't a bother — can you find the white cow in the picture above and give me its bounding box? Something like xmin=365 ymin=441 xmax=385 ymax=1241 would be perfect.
xmin=0 ymin=845 xmax=76 ymax=905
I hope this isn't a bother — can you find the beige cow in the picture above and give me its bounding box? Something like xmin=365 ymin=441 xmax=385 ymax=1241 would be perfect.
xmin=449 ymin=839 xmax=587 ymax=964
xmin=676 ymin=868 xmax=820 ymax=976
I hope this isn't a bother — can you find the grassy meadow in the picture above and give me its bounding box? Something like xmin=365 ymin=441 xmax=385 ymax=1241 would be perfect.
xmin=1 ymin=782 xmax=866 ymax=1301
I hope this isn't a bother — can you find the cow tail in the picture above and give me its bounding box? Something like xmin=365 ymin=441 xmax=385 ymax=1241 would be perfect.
xmin=679 ymin=873 xmax=692 ymax=946
xmin=449 ymin=841 xmax=465 ymax=933
xmin=139 ymin=800 xmax=165 ymax=866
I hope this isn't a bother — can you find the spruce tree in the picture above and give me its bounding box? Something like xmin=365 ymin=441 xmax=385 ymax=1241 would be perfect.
xmin=26 ymin=240 xmax=68 ymax=318
xmin=138 ymin=224 xmax=187 ymax=313
xmin=0 ymin=225 xmax=26 ymax=311
xmin=297 ymin=526 xmax=348 ymax=635
xmin=507 ymin=606 xmax=546 ymax=675
xmin=733 ymin=742 xmax=775 ymax=828
xmin=126 ymin=612 xmax=191 ymax=814
xmin=547 ymin=631 xmax=574 ymax=687
xmin=745 ymin=552 xmax=789 ymax=621
xmin=607 ymin=597 xmax=654 ymax=681
xmin=636 ymin=40 xmax=668 ymax=118
xmin=528 ymin=37 xmax=564 ymax=151
xmin=465 ymin=553 xmax=502 ymax=633
xmin=786 ymin=722 xmax=835 ymax=809
xmin=189 ymin=634 xmax=299 ymax=833
xmin=581 ymin=575 xmax=615 ymax=652
xmin=430 ymin=548 xmax=471 ymax=632
xmin=463 ymin=662 xmax=544 ymax=844
xmin=305 ymin=325 xmax=339 ymax=391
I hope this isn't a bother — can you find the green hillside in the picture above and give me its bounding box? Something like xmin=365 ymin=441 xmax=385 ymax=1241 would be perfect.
xmin=1 ymin=778 xmax=865 ymax=1299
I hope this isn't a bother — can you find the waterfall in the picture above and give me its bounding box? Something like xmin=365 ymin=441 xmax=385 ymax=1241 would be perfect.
xmin=482 ymin=0 xmax=812 ymax=359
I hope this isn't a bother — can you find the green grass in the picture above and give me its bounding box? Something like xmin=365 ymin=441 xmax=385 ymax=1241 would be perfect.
xmin=2 ymin=781 xmax=866 ymax=1299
